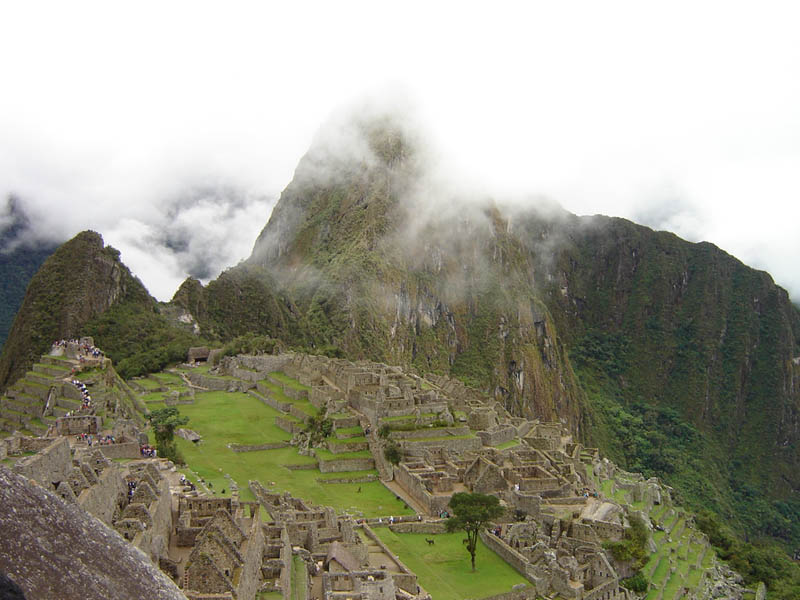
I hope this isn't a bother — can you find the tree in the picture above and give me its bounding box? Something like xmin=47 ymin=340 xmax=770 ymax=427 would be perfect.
xmin=445 ymin=492 xmax=505 ymax=572
xmin=384 ymin=441 xmax=402 ymax=465
xmin=147 ymin=406 xmax=189 ymax=464
xmin=304 ymin=413 xmax=333 ymax=446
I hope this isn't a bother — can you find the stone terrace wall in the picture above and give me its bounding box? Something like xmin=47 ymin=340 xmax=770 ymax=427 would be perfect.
xmin=186 ymin=372 xmax=254 ymax=393
xmin=388 ymin=521 xmax=446 ymax=534
xmin=226 ymin=354 xmax=291 ymax=373
xmin=399 ymin=436 xmax=482 ymax=454
xmin=317 ymin=456 xmax=375 ymax=473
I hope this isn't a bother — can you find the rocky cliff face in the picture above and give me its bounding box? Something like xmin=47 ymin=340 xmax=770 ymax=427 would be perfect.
xmin=0 ymin=231 xmax=141 ymax=391
xmin=196 ymin=116 xmax=800 ymax=535
xmin=242 ymin=120 xmax=586 ymax=432
xmin=0 ymin=466 xmax=187 ymax=600
xmin=515 ymin=211 xmax=800 ymax=497
xmin=0 ymin=231 xmax=155 ymax=389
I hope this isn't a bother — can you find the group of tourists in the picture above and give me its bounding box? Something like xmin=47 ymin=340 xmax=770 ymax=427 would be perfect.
xmin=140 ymin=444 xmax=157 ymax=458
xmin=71 ymin=379 xmax=93 ymax=411
xmin=179 ymin=474 xmax=197 ymax=491
xmin=127 ymin=479 xmax=137 ymax=500
xmin=52 ymin=339 xmax=105 ymax=360
xmin=581 ymin=487 xmax=599 ymax=499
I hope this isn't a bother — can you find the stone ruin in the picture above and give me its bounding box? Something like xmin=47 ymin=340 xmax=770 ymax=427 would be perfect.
xmin=248 ymin=482 xmax=419 ymax=600
xmin=5 ymin=434 xmax=174 ymax=566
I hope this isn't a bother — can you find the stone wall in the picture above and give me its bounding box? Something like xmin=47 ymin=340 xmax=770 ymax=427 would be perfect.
xmin=232 ymin=367 xmax=267 ymax=383
xmin=98 ymin=442 xmax=141 ymax=459
xmin=479 ymin=530 xmax=538 ymax=585
xmin=389 ymin=426 xmax=470 ymax=440
xmin=477 ymin=426 xmax=517 ymax=447
xmin=232 ymin=354 xmax=290 ymax=373
xmin=360 ymin=524 xmax=418 ymax=594
xmin=186 ymin=372 xmax=254 ymax=393
xmin=317 ymin=457 xmax=375 ymax=473
xmin=388 ymin=521 xmax=446 ymax=534
xmin=399 ymin=436 xmax=482 ymax=454
xmin=326 ymin=439 xmax=369 ymax=454
xmin=56 ymin=415 xmax=104 ymax=435
xmin=509 ymin=490 xmax=541 ymax=518
xmin=135 ymin=476 xmax=172 ymax=562
xmin=230 ymin=442 xmax=290 ymax=452
xmin=475 ymin=586 xmax=539 ymax=600
xmin=19 ymin=437 xmax=56 ymax=452
xmin=392 ymin=464 xmax=451 ymax=516
xmin=275 ymin=416 xmax=304 ymax=434
xmin=585 ymin=519 xmax=624 ymax=542
xmin=252 ymin=386 xmax=291 ymax=411
xmin=237 ymin=514 xmax=266 ymax=600
xmin=78 ymin=464 xmax=126 ymax=526
xmin=12 ymin=437 xmax=72 ymax=485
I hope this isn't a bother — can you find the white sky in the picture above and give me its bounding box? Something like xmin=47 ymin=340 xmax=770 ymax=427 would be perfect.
xmin=1 ymin=1 xmax=798 ymax=301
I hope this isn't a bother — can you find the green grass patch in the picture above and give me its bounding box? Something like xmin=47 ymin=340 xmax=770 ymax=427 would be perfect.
xmin=135 ymin=378 xmax=163 ymax=390
xmin=315 ymin=448 xmax=373 ymax=461
xmin=35 ymin=361 xmax=70 ymax=372
xmin=663 ymin=572 xmax=683 ymax=598
xmin=373 ymin=529 xmax=527 ymax=600
xmin=328 ymin=436 xmax=367 ymax=445
xmin=652 ymin=556 xmax=670 ymax=586
xmin=171 ymin=388 xmax=403 ymax=516
xmin=152 ymin=371 xmax=183 ymax=385
xmin=495 ymin=439 xmax=520 ymax=450
xmin=291 ymin=554 xmax=307 ymax=600
xmin=335 ymin=425 xmax=363 ymax=436
xmin=268 ymin=371 xmax=310 ymax=391
xmin=259 ymin=381 xmax=316 ymax=415
xmin=403 ymin=434 xmax=475 ymax=443
xmin=329 ymin=412 xmax=354 ymax=419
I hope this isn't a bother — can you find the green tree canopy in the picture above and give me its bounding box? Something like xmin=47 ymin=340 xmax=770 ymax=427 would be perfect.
xmin=445 ymin=491 xmax=505 ymax=572
xmin=147 ymin=406 xmax=189 ymax=464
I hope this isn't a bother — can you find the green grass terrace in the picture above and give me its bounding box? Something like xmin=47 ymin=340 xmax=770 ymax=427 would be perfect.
xmin=372 ymin=529 xmax=528 ymax=600
xmin=170 ymin=387 xmax=411 ymax=518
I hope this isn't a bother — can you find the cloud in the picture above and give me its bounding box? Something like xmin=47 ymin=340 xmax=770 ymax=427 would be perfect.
xmin=0 ymin=1 xmax=799 ymax=299
xmin=104 ymin=186 xmax=272 ymax=300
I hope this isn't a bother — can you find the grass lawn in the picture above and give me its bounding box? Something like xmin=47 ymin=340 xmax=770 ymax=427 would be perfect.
xmin=495 ymin=439 xmax=520 ymax=450
xmin=373 ymin=529 xmax=527 ymax=600
xmin=334 ymin=425 xmax=363 ymax=436
xmin=291 ymin=554 xmax=307 ymax=600
xmin=268 ymin=371 xmax=310 ymax=391
xmin=171 ymin=389 xmax=408 ymax=517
